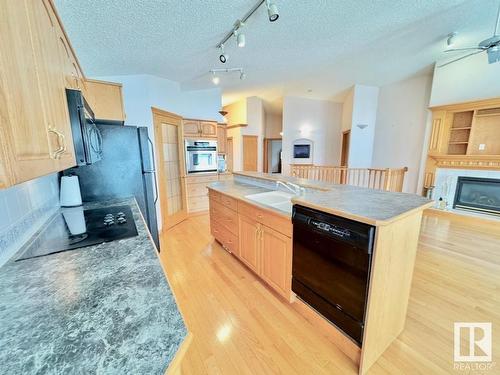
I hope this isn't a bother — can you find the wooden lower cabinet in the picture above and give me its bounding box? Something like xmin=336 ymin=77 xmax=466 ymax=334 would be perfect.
xmin=260 ymin=225 xmax=292 ymax=298
xmin=238 ymin=215 xmax=261 ymax=274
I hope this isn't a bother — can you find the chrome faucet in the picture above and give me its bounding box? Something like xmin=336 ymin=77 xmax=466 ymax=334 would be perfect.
xmin=276 ymin=181 xmax=305 ymax=195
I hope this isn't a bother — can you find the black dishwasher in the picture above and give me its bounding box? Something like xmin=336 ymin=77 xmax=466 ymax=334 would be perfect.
xmin=292 ymin=205 xmax=375 ymax=345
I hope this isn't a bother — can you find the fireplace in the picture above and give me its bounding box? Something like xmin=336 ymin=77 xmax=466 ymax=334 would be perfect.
xmin=453 ymin=177 xmax=500 ymax=215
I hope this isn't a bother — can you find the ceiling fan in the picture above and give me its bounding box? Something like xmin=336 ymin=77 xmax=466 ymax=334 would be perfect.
xmin=439 ymin=1 xmax=500 ymax=67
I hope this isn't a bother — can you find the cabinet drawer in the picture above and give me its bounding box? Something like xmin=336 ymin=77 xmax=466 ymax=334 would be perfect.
xmin=186 ymin=174 xmax=218 ymax=184
xmin=210 ymin=200 xmax=238 ymax=235
xmin=211 ymin=218 xmax=239 ymax=255
xmin=209 ymin=189 xmax=221 ymax=203
xmin=219 ymin=192 xmax=238 ymax=211
xmin=188 ymin=195 xmax=209 ymax=212
xmin=187 ymin=182 xmax=209 ymax=198
xmin=238 ymin=200 xmax=292 ymax=237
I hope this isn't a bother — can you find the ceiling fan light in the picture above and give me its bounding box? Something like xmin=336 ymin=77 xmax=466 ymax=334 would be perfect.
xmin=487 ymin=46 xmax=500 ymax=64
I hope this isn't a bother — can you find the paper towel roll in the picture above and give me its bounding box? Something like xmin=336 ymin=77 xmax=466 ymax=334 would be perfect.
xmin=60 ymin=175 xmax=83 ymax=207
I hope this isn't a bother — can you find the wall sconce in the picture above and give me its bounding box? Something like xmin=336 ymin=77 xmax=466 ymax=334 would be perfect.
xmin=357 ymin=124 xmax=368 ymax=130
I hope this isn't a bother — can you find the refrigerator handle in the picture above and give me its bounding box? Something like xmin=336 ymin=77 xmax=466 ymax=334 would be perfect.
xmin=147 ymin=137 xmax=159 ymax=204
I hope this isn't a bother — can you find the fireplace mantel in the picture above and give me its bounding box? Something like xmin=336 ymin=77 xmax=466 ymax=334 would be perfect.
xmin=429 ymin=154 xmax=500 ymax=170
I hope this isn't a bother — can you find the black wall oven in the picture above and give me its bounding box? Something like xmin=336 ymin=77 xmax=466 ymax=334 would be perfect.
xmin=292 ymin=205 xmax=375 ymax=345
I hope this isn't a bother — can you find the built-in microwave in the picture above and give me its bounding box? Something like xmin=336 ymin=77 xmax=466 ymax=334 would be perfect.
xmin=185 ymin=140 xmax=218 ymax=174
xmin=66 ymin=89 xmax=102 ymax=166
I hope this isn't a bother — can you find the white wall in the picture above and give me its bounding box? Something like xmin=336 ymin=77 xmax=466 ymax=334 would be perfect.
xmin=0 ymin=173 xmax=60 ymax=265
xmin=430 ymin=53 xmax=500 ymax=106
xmin=372 ymin=74 xmax=433 ymax=193
xmin=348 ymin=85 xmax=379 ymax=168
xmin=282 ymin=96 xmax=342 ymax=175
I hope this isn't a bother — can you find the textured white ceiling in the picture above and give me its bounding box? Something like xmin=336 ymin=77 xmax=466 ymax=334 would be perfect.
xmin=54 ymin=0 xmax=498 ymax=107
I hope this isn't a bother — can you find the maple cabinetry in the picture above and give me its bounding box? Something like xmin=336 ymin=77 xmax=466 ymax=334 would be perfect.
xmin=208 ymin=188 xmax=293 ymax=300
xmin=217 ymin=124 xmax=227 ymax=154
xmin=85 ymin=79 xmax=126 ymax=121
xmin=0 ymin=0 xmax=78 ymax=187
xmin=183 ymin=119 xmax=217 ymax=138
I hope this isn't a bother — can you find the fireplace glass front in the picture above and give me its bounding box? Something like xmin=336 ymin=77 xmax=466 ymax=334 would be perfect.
xmin=453 ymin=177 xmax=500 ymax=215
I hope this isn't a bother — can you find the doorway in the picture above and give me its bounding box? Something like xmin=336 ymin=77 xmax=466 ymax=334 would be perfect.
xmin=152 ymin=107 xmax=187 ymax=230
xmin=263 ymin=138 xmax=282 ymax=173
xmin=341 ymin=130 xmax=350 ymax=167
xmin=242 ymin=135 xmax=258 ymax=171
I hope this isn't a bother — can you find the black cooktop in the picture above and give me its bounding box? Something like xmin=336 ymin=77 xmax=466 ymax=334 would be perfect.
xmin=17 ymin=205 xmax=138 ymax=261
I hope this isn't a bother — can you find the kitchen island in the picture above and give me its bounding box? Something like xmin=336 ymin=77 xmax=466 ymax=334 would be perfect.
xmin=0 ymin=198 xmax=189 ymax=375
xmin=208 ymin=172 xmax=433 ymax=375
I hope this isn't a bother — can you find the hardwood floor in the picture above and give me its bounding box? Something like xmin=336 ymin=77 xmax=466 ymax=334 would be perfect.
xmin=159 ymin=213 xmax=500 ymax=374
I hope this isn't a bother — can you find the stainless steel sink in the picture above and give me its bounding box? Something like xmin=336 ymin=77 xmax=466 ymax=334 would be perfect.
xmin=244 ymin=191 xmax=294 ymax=213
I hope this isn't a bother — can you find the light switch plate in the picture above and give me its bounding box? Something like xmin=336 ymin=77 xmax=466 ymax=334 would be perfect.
xmin=479 ymin=144 xmax=486 ymax=150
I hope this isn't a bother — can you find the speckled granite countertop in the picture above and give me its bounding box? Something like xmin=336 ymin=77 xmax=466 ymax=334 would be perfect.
xmin=214 ymin=172 xmax=433 ymax=225
xmin=0 ymin=198 xmax=187 ymax=374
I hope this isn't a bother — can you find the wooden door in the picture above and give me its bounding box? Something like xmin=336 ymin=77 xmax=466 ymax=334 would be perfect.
xmin=217 ymin=125 xmax=226 ymax=153
xmin=0 ymin=0 xmax=59 ymax=183
xmin=341 ymin=130 xmax=350 ymax=167
xmin=28 ymin=0 xmax=76 ymax=171
xmin=238 ymin=215 xmax=260 ymax=273
xmin=243 ymin=135 xmax=258 ymax=171
xmin=183 ymin=120 xmax=200 ymax=137
xmin=153 ymin=108 xmax=188 ymax=229
xmin=200 ymin=121 xmax=217 ymax=138
xmin=226 ymin=137 xmax=234 ymax=172
xmin=261 ymin=225 xmax=292 ymax=297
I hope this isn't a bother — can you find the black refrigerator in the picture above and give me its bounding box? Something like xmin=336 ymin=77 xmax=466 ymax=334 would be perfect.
xmin=65 ymin=124 xmax=160 ymax=250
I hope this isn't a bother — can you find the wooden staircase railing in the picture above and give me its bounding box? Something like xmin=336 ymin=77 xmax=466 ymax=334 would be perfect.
xmin=290 ymin=165 xmax=408 ymax=192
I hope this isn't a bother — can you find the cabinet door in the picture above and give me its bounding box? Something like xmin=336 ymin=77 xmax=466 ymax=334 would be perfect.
xmin=0 ymin=0 xmax=59 ymax=183
xmin=217 ymin=125 xmax=226 ymax=153
xmin=200 ymin=121 xmax=217 ymax=137
xmin=0 ymin=127 xmax=12 ymax=189
xmin=428 ymin=110 xmax=448 ymax=154
xmin=183 ymin=120 xmax=200 ymax=136
xmin=85 ymin=79 xmax=125 ymax=121
xmin=238 ymin=215 xmax=260 ymax=273
xmin=261 ymin=225 xmax=292 ymax=297
xmin=27 ymin=0 xmax=76 ymax=171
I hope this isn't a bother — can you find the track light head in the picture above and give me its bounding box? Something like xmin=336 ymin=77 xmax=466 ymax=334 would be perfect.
xmin=446 ymin=32 xmax=457 ymax=48
xmin=239 ymin=71 xmax=246 ymax=80
xmin=211 ymin=72 xmax=220 ymax=85
xmin=236 ymin=31 xmax=245 ymax=48
xmin=266 ymin=0 xmax=279 ymax=22
xmin=219 ymin=45 xmax=228 ymax=63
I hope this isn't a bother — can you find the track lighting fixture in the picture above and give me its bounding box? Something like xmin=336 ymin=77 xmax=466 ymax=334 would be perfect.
xmin=219 ymin=44 xmax=228 ymax=63
xmin=446 ymin=32 xmax=457 ymax=48
xmin=211 ymin=72 xmax=220 ymax=85
xmin=265 ymin=0 xmax=279 ymax=22
xmin=215 ymin=0 xmax=280 ymax=62
xmin=209 ymin=68 xmax=245 ymax=84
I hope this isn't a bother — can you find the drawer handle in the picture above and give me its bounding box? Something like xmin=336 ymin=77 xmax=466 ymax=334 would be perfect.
xmin=257 ymin=214 xmax=263 ymax=219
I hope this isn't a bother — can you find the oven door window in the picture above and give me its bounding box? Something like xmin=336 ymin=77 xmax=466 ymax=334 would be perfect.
xmin=189 ymin=151 xmax=216 ymax=171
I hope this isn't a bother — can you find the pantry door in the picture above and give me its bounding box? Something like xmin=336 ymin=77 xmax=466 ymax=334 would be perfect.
xmin=152 ymin=107 xmax=187 ymax=230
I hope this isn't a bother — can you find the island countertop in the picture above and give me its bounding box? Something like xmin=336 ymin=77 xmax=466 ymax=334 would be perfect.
xmin=218 ymin=172 xmax=433 ymax=226
xmin=0 ymin=198 xmax=187 ymax=374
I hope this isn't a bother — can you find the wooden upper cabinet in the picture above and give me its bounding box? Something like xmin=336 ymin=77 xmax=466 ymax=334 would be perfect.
xmin=238 ymin=215 xmax=260 ymax=274
xmin=183 ymin=119 xmax=218 ymax=138
xmin=85 ymin=79 xmax=126 ymax=121
xmin=260 ymin=225 xmax=292 ymax=298
xmin=428 ymin=110 xmax=447 ymax=154
xmin=217 ymin=124 xmax=227 ymax=154
xmin=0 ymin=1 xmax=60 ymax=184
xmin=183 ymin=120 xmax=201 ymax=137
xmin=200 ymin=121 xmax=217 ymax=137
xmin=27 ymin=0 xmax=76 ymax=170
